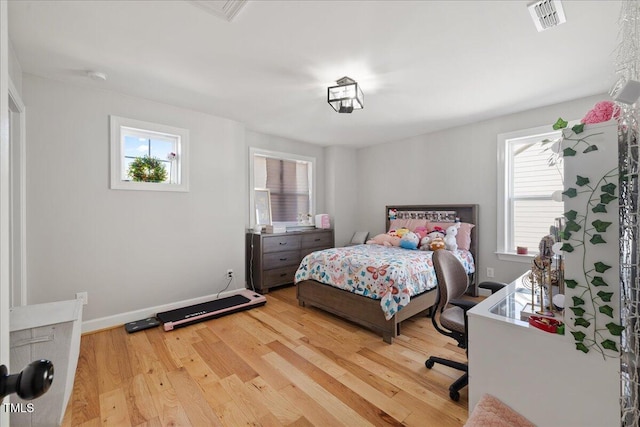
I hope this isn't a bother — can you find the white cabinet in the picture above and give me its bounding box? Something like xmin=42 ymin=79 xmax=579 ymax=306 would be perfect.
xmin=10 ymin=299 xmax=83 ymax=427
xmin=468 ymin=121 xmax=620 ymax=427
xmin=468 ymin=278 xmax=620 ymax=427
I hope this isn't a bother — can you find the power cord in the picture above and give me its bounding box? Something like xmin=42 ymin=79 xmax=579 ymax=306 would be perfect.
xmin=249 ymin=233 xmax=256 ymax=292
xmin=216 ymin=276 xmax=233 ymax=299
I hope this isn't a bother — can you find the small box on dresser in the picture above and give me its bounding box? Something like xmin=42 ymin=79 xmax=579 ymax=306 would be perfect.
xmin=246 ymin=228 xmax=334 ymax=293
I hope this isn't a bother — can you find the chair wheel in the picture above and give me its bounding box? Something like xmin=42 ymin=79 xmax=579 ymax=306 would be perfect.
xmin=449 ymin=390 xmax=460 ymax=401
xmin=425 ymin=359 xmax=434 ymax=369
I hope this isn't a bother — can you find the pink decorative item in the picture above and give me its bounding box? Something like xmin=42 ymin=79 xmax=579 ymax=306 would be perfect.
xmin=315 ymin=214 xmax=330 ymax=229
xmin=581 ymin=101 xmax=620 ymax=124
xmin=413 ymin=226 xmax=428 ymax=240
xmin=366 ymin=233 xmax=401 ymax=247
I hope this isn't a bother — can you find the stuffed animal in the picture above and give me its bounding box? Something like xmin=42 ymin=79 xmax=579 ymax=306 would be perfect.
xmin=413 ymin=226 xmax=428 ymax=241
xmin=444 ymin=223 xmax=460 ymax=251
xmin=419 ymin=227 xmax=446 ymax=250
xmin=419 ymin=236 xmax=431 ymax=251
xmin=394 ymin=227 xmax=410 ymax=238
xmin=430 ymin=237 xmax=446 ymax=251
xmin=400 ymin=231 xmax=420 ymax=250
xmin=366 ymin=233 xmax=400 ymax=247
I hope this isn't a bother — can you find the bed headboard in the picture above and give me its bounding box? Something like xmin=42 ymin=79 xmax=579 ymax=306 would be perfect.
xmin=385 ymin=204 xmax=479 ymax=295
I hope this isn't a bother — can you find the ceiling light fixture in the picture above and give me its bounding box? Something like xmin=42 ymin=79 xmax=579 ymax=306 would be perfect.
xmin=527 ymin=0 xmax=566 ymax=32
xmin=328 ymin=76 xmax=363 ymax=113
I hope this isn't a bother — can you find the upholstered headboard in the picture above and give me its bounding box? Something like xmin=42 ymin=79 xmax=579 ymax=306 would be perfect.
xmin=385 ymin=204 xmax=479 ymax=295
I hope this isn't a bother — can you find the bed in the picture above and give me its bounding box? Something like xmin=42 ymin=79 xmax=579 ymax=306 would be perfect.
xmin=295 ymin=204 xmax=478 ymax=343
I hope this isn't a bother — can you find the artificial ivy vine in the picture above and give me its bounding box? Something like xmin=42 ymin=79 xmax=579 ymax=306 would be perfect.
xmin=554 ymin=118 xmax=624 ymax=358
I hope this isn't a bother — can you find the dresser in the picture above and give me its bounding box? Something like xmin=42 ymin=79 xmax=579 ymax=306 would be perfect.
xmin=246 ymin=229 xmax=334 ymax=293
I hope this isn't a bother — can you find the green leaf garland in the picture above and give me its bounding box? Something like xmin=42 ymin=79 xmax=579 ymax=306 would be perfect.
xmin=555 ymin=119 xmax=621 ymax=358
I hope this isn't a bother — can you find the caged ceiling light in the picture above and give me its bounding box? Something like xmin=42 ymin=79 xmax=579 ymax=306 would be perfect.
xmin=327 ymin=76 xmax=364 ymax=113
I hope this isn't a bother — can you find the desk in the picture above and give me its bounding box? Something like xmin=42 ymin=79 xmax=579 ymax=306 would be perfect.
xmin=468 ymin=274 xmax=620 ymax=427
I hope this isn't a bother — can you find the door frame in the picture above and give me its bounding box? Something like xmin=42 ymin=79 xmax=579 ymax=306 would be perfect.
xmin=8 ymin=78 xmax=26 ymax=308
xmin=1 ymin=0 xmax=12 ymax=424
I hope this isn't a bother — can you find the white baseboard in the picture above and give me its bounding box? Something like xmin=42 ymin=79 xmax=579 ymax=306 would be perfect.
xmin=81 ymin=287 xmax=251 ymax=334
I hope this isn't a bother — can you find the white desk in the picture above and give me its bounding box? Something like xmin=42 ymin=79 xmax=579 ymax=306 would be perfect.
xmin=468 ymin=274 xmax=620 ymax=427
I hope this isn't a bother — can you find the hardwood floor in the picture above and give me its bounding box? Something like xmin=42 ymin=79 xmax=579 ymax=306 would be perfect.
xmin=61 ymin=286 xmax=472 ymax=426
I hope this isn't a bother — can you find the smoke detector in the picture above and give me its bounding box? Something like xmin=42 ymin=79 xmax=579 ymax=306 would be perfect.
xmin=528 ymin=0 xmax=566 ymax=32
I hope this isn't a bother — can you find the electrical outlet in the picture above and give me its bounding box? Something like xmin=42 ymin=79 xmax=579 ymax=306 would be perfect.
xmin=486 ymin=267 xmax=495 ymax=278
xmin=76 ymin=291 xmax=88 ymax=305
xmin=226 ymin=269 xmax=234 ymax=279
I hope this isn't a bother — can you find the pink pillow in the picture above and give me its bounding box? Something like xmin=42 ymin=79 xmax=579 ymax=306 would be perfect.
xmin=428 ymin=222 xmax=475 ymax=251
xmin=388 ymin=219 xmax=428 ymax=233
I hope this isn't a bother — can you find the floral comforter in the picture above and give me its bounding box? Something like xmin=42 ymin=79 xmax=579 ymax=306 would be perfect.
xmin=294 ymin=244 xmax=475 ymax=320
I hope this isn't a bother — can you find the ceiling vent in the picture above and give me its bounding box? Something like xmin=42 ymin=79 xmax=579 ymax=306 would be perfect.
xmin=189 ymin=0 xmax=248 ymax=22
xmin=527 ymin=0 xmax=566 ymax=32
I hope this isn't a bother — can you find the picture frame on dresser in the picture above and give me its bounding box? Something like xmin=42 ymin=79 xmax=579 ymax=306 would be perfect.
xmin=254 ymin=188 xmax=272 ymax=226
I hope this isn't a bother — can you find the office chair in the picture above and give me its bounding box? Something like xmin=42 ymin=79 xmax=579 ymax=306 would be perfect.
xmin=425 ymin=250 xmax=504 ymax=401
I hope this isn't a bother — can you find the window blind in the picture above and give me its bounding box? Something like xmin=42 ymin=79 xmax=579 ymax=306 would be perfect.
xmin=510 ymin=139 xmax=564 ymax=250
xmin=262 ymin=157 xmax=310 ymax=222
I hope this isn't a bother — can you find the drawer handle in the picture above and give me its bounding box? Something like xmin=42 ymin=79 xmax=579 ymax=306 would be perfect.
xmin=12 ymin=335 xmax=54 ymax=348
xmin=314 ymin=238 xmax=321 ymax=241
xmin=279 ymin=242 xmax=287 ymax=245
xmin=279 ymin=258 xmax=288 ymax=261
xmin=280 ymin=273 xmax=287 ymax=277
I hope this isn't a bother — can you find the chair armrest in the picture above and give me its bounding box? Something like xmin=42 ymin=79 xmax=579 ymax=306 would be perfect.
xmin=479 ymin=281 xmax=507 ymax=294
xmin=449 ymin=299 xmax=476 ymax=312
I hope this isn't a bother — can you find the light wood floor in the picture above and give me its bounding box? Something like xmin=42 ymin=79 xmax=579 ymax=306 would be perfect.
xmin=61 ymin=286 xmax=473 ymax=427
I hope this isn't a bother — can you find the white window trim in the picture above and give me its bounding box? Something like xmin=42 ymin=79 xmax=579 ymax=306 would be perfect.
xmin=496 ymin=123 xmax=567 ymax=263
xmin=249 ymin=147 xmax=315 ymax=227
xmin=110 ymin=115 xmax=189 ymax=192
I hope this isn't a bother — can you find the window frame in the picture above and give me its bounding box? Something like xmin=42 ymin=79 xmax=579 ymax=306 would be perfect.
xmin=110 ymin=115 xmax=189 ymax=192
xmin=497 ymin=123 xmax=566 ymax=263
xmin=249 ymin=147 xmax=315 ymax=228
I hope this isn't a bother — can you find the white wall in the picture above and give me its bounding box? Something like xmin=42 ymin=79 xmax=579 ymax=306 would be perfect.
xmin=24 ymin=74 xmax=248 ymax=326
xmin=325 ymin=145 xmax=359 ymax=247
xmin=356 ymin=93 xmax=607 ymax=285
xmin=8 ymin=40 xmax=21 ymax=95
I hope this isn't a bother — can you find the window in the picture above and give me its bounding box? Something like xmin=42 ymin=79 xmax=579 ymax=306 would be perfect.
xmin=249 ymin=148 xmax=315 ymax=227
xmin=497 ymin=125 xmax=565 ymax=260
xmin=110 ymin=116 xmax=189 ymax=191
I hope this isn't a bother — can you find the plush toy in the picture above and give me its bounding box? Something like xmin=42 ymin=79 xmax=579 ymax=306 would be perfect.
xmin=419 ymin=227 xmax=444 ymax=251
xmin=430 ymin=237 xmax=446 ymax=251
xmin=419 ymin=236 xmax=431 ymax=251
xmin=444 ymin=223 xmax=460 ymax=251
xmin=366 ymin=233 xmax=400 ymax=247
xmin=400 ymin=231 xmax=420 ymax=250
xmin=395 ymin=227 xmax=410 ymax=238
xmin=388 ymin=209 xmax=398 ymax=220
xmin=419 ymin=227 xmax=445 ymax=251
xmin=413 ymin=226 xmax=428 ymax=241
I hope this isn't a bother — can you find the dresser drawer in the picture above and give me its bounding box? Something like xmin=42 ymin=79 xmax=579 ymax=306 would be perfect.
xmin=301 ymin=232 xmax=333 ymax=248
xmin=263 ymin=235 xmax=301 ymax=253
xmin=263 ymin=250 xmax=300 ymax=269
xmin=263 ymin=266 xmax=298 ymax=288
